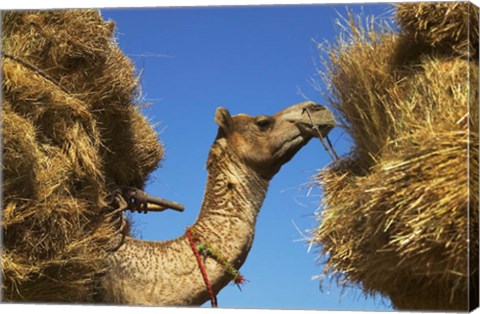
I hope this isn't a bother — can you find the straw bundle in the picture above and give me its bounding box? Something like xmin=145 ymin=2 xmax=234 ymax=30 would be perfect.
xmin=314 ymin=3 xmax=478 ymax=310
xmin=396 ymin=2 xmax=479 ymax=60
xmin=1 ymin=10 xmax=163 ymax=302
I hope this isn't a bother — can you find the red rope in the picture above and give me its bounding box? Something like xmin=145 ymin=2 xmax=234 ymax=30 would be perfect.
xmin=186 ymin=229 xmax=218 ymax=307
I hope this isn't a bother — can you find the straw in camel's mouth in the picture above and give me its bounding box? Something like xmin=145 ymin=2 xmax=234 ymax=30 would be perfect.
xmin=301 ymin=108 xmax=338 ymax=162
xmin=316 ymin=123 xmax=335 ymax=137
xmin=317 ymin=133 xmax=339 ymax=162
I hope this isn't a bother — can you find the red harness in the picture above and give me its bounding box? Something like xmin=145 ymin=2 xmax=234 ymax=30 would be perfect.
xmin=186 ymin=229 xmax=218 ymax=307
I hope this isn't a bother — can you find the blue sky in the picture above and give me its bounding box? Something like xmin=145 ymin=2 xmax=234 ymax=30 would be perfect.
xmin=101 ymin=4 xmax=394 ymax=310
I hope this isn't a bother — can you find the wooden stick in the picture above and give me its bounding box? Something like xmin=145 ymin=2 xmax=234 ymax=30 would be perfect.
xmin=147 ymin=195 xmax=185 ymax=212
xmin=118 ymin=186 xmax=185 ymax=213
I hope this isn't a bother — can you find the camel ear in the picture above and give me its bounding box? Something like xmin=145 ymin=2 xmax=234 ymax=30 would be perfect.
xmin=214 ymin=107 xmax=232 ymax=132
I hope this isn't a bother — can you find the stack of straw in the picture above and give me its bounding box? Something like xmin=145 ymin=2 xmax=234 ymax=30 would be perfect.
xmin=1 ymin=10 xmax=163 ymax=302
xmin=314 ymin=3 xmax=478 ymax=310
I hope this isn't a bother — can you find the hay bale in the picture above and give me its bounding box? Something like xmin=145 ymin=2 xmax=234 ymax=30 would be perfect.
xmin=314 ymin=3 xmax=478 ymax=311
xmin=395 ymin=2 xmax=479 ymax=61
xmin=1 ymin=10 xmax=163 ymax=302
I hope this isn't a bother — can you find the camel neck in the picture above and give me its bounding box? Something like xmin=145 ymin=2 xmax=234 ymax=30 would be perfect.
xmin=191 ymin=138 xmax=269 ymax=241
xmin=101 ymin=139 xmax=270 ymax=306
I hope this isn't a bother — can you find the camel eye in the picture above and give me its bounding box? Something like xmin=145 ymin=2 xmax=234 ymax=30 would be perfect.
xmin=255 ymin=117 xmax=272 ymax=130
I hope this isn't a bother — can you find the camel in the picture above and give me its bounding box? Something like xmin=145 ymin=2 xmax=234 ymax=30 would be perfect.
xmin=97 ymin=101 xmax=335 ymax=306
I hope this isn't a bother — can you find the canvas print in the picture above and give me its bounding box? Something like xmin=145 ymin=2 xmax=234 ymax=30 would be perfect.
xmin=1 ymin=1 xmax=479 ymax=311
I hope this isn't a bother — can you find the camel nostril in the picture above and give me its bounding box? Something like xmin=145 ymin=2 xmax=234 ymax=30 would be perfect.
xmin=301 ymin=103 xmax=327 ymax=114
xmin=310 ymin=104 xmax=327 ymax=111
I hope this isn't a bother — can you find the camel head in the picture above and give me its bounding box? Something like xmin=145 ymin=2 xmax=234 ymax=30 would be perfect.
xmin=214 ymin=101 xmax=335 ymax=180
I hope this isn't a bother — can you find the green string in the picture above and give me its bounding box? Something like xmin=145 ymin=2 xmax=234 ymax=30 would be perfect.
xmin=197 ymin=242 xmax=247 ymax=287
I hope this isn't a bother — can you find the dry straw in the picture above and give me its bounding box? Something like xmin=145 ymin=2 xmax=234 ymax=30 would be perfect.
xmin=314 ymin=3 xmax=478 ymax=310
xmin=1 ymin=10 xmax=163 ymax=302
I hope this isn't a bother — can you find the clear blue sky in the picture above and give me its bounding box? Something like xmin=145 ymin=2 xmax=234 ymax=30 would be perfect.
xmin=101 ymin=4 xmax=394 ymax=310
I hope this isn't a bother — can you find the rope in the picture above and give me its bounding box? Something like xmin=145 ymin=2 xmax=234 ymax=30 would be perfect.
xmin=104 ymin=193 xmax=129 ymax=253
xmin=186 ymin=229 xmax=218 ymax=307
xmin=2 ymin=52 xmax=71 ymax=95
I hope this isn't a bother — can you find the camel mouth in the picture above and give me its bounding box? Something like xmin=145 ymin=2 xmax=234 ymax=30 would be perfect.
xmin=316 ymin=121 xmax=336 ymax=137
xmin=296 ymin=113 xmax=338 ymax=161
xmin=296 ymin=120 xmax=335 ymax=138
